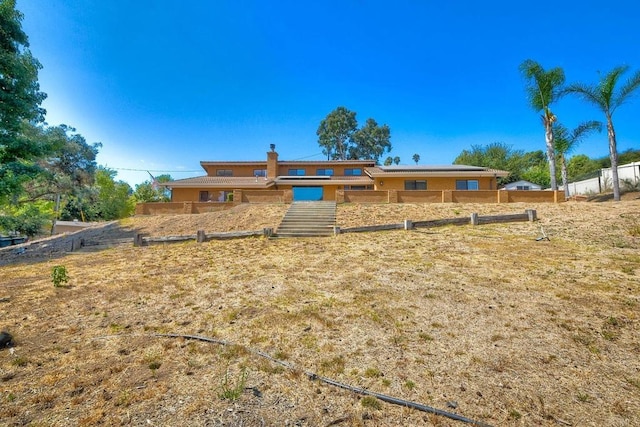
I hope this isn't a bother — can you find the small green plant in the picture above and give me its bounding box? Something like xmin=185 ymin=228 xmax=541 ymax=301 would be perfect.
xmin=509 ymin=409 xmax=522 ymax=420
xmin=218 ymin=368 xmax=248 ymax=401
xmin=361 ymin=396 xmax=382 ymax=410
xmin=577 ymin=392 xmax=591 ymax=403
xmin=148 ymin=361 xmax=162 ymax=376
xmin=7 ymin=393 xmax=16 ymax=402
xmin=404 ymin=380 xmax=416 ymax=390
xmin=11 ymin=357 xmax=28 ymax=367
xmin=51 ymin=265 xmax=69 ymax=287
xmin=364 ymin=367 xmax=382 ymax=378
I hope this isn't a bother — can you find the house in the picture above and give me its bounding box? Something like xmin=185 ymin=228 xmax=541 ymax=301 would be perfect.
xmin=501 ymin=180 xmax=542 ymax=191
xmin=164 ymin=149 xmax=510 ymax=203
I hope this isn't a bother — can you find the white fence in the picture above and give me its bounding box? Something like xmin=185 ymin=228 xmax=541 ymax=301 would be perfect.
xmin=563 ymin=161 xmax=640 ymax=196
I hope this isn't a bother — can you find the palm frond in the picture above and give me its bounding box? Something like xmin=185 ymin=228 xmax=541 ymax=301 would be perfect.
xmin=613 ymin=69 xmax=640 ymax=112
xmin=599 ymin=65 xmax=628 ymax=110
xmin=570 ymin=120 xmax=602 ymax=143
xmin=520 ymin=59 xmax=565 ymax=112
xmin=564 ymin=82 xmax=605 ymax=111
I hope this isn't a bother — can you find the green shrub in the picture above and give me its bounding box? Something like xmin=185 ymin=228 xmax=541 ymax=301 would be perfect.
xmin=51 ymin=265 xmax=69 ymax=287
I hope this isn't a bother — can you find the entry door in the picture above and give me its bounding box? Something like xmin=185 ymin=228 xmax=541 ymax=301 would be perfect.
xmin=292 ymin=187 xmax=323 ymax=201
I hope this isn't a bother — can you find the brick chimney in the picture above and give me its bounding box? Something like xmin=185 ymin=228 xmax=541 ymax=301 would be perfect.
xmin=267 ymin=150 xmax=278 ymax=178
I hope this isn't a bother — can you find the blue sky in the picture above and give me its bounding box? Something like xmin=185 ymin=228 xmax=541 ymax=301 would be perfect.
xmin=19 ymin=0 xmax=640 ymax=186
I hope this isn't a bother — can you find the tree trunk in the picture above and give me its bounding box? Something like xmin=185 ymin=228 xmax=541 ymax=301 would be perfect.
xmin=561 ymin=154 xmax=570 ymax=199
xmin=607 ymin=115 xmax=620 ymax=201
xmin=545 ymin=119 xmax=558 ymax=190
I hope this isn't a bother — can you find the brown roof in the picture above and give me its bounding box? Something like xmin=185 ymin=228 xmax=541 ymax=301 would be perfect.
xmin=163 ymin=176 xmax=275 ymax=189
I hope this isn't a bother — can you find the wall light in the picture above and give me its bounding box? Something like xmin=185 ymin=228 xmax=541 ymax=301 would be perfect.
xmin=379 ymin=181 xmax=384 ymax=186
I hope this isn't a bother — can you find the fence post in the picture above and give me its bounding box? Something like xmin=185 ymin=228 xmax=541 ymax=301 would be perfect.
xmin=404 ymin=219 xmax=413 ymax=230
xmin=263 ymin=228 xmax=273 ymax=238
xmin=526 ymin=209 xmax=537 ymax=222
xmin=470 ymin=213 xmax=479 ymax=226
xmin=134 ymin=233 xmax=144 ymax=247
xmin=197 ymin=230 xmax=206 ymax=243
xmin=333 ymin=226 xmax=341 ymax=236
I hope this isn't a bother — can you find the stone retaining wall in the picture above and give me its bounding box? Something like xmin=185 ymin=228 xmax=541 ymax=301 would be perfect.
xmin=0 ymin=221 xmax=119 ymax=266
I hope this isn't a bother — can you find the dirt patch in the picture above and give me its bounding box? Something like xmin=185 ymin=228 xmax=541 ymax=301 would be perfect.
xmin=1 ymin=199 xmax=639 ymax=426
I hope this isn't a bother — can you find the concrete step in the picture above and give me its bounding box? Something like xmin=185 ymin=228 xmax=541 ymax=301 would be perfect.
xmin=274 ymin=201 xmax=337 ymax=238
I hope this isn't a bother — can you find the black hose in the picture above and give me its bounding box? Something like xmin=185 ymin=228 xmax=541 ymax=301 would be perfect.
xmin=156 ymin=333 xmax=493 ymax=427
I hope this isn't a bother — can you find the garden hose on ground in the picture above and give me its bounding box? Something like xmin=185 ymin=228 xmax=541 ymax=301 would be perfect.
xmin=156 ymin=333 xmax=493 ymax=427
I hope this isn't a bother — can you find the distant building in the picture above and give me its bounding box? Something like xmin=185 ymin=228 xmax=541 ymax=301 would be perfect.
xmin=501 ymin=180 xmax=542 ymax=191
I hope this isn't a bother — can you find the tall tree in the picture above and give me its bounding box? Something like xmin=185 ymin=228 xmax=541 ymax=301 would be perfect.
xmin=564 ymin=66 xmax=640 ymax=201
xmin=349 ymin=118 xmax=391 ymax=163
xmin=23 ymin=124 xmax=101 ymax=202
xmin=133 ymin=174 xmax=172 ymax=202
xmin=0 ymin=0 xmax=47 ymax=202
xmin=94 ymin=167 xmax=135 ymax=220
xmin=316 ymin=106 xmax=357 ymax=160
xmin=383 ymin=156 xmax=393 ymax=166
xmin=554 ymin=121 xmax=602 ymax=199
xmin=520 ymin=59 xmax=565 ymax=191
xmin=454 ymin=142 xmax=547 ymax=185
xmin=393 ymin=156 xmax=400 ymax=165
xmin=412 ymin=153 xmax=420 ymax=165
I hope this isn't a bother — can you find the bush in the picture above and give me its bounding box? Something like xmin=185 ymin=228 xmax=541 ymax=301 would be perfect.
xmin=51 ymin=265 xmax=69 ymax=287
xmin=0 ymin=204 xmax=52 ymax=237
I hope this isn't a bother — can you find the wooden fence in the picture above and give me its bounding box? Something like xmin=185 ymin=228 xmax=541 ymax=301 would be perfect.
xmin=336 ymin=209 xmax=537 ymax=234
xmin=133 ymin=228 xmax=274 ymax=247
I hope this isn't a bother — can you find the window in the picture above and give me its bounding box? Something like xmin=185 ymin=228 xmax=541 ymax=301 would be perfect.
xmin=316 ymin=168 xmax=334 ymax=176
xmin=253 ymin=169 xmax=267 ymax=177
xmin=516 ymin=185 xmax=530 ymax=190
xmin=216 ymin=169 xmax=233 ymax=176
xmin=344 ymin=168 xmax=362 ymax=176
xmin=456 ymin=179 xmax=479 ymax=190
xmin=404 ymin=180 xmax=427 ymax=190
xmin=344 ymin=185 xmax=373 ymax=190
xmin=288 ymin=169 xmax=306 ymax=176
xmin=199 ymin=191 xmax=209 ymax=202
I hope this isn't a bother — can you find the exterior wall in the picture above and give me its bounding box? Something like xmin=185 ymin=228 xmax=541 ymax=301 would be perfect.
xmin=342 ymin=191 xmax=389 ymax=203
xmin=563 ymin=162 xmax=640 ymax=196
xmin=397 ymin=191 xmax=443 ymax=203
xmin=136 ymin=202 xmax=234 ymax=215
xmin=240 ymin=190 xmax=288 ymax=203
xmin=505 ymin=190 xmax=563 ymax=203
xmin=276 ymin=164 xmax=369 ymax=177
xmin=172 ymin=188 xmax=234 ymax=203
xmin=202 ymin=164 xmax=267 ymax=177
xmin=138 ymin=189 xmax=564 ymax=214
xmin=452 ymin=190 xmax=499 ymax=203
xmin=374 ymin=176 xmax=497 ymax=191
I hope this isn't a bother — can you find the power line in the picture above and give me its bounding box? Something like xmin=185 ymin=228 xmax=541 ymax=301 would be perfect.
xmin=110 ymin=167 xmax=202 ymax=173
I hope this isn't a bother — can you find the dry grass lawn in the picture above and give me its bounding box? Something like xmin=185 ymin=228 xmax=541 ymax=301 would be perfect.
xmin=1 ymin=197 xmax=640 ymax=426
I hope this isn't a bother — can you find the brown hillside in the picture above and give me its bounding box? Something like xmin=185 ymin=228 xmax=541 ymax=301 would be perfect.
xmin=1 ymin=198 xmax=639 ymax=426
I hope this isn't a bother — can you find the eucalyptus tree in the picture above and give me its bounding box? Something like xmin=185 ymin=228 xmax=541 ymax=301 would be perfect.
xmin=520 ymin=60 xmax=565 ymax=190
xmin=412 ymin=153 xmax=420 ymax=164
xmin=554 ymin=121 xmax=602 ymax=199
xmin=316 ymin=106 xmax=357 ymax=160
xmin=349 ymin=118 xmax=391 ymax=163
xmin=564 ymin=66 xmax=640 ymax=201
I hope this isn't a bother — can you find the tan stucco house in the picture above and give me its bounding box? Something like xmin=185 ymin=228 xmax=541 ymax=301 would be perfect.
xmin=164 ymin=150 xmax=509 ymax=203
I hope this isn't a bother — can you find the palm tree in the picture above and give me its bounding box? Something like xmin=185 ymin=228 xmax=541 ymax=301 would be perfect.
xmin=520 ymin=60 xmax=566 ymax=191
xmin=563 ymin=66 xmax=640 ymax=201
xmin=412 ymin=153 xmax=420 ymax=165
xmin=554 ymin=121 xmax=602 ymax=199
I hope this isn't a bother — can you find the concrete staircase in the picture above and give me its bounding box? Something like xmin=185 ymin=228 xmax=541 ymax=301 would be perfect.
xmin=274 ymin=201 xmax=337 ymax=238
